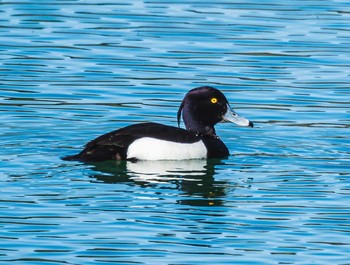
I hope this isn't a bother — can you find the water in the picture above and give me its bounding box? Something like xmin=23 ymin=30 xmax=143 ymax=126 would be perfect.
xmin=1 ymin=0 xmax=350 ymax=264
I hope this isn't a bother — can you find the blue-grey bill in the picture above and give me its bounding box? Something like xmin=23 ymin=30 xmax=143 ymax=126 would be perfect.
xmin=222 ymin=104 xmax=254 ymax=127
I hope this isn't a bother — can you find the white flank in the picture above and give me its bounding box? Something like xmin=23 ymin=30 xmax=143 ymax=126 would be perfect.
xmin=127 ymin=137 xmax=207 ymax=160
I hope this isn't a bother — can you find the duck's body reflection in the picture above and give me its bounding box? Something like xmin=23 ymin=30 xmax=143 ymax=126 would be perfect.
xmin=89 ymin=159 xmax=229 ymax=206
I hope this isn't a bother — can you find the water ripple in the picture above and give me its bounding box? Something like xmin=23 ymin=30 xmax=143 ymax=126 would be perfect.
xmin=1 ymin=0 xmax=350 ymax=264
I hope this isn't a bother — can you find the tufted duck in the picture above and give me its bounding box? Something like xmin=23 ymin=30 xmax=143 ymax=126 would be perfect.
xmin=62 ymin=86 xmax=253 ymax=162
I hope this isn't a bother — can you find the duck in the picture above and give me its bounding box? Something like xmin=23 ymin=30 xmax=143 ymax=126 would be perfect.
xmin=62 ymin=86 xmax=253 ymax=162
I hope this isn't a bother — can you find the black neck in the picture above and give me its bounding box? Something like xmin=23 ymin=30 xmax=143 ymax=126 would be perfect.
xmin=183 ymin=113 xmax=216 ymax=137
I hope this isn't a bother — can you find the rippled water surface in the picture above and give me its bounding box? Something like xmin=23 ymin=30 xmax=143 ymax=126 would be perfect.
xmin=1 ymin=1 xmax=350 ymax=264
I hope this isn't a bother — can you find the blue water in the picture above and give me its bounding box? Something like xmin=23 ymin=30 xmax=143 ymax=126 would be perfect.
xmin=1 ymin=1 xmax=350 ymax=264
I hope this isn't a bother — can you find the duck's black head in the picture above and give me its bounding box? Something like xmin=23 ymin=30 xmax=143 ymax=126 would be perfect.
xmin=177 ymin=86 xmax=253 ymax=136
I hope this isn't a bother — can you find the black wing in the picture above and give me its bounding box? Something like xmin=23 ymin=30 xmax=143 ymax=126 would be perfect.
xmin=63 ymin=122 xmax=199 ymax=162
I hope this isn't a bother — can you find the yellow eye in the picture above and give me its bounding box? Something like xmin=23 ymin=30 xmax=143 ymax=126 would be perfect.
xmin=211 ymin=97 xmax=218 ymax=104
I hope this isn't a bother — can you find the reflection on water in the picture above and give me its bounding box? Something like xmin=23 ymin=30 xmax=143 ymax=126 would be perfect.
xmin=1 ymin=0 xmax=350 ymax=264
xmin=90 ymin=159 xmax=229 ymax=206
